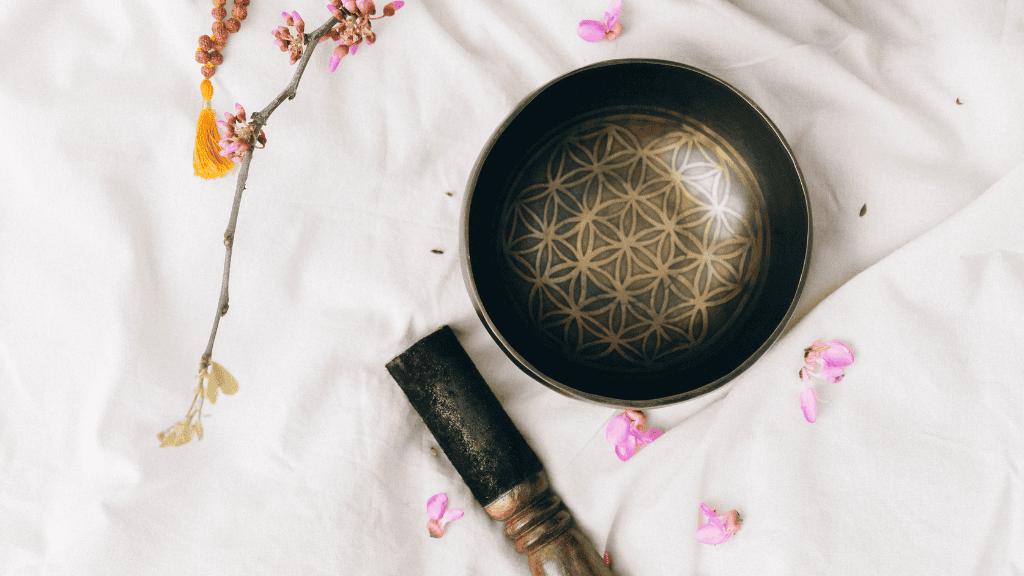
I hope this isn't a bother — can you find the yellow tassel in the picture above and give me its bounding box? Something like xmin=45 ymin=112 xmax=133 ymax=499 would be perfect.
xmin=193 ymin=78 xmax=234 ymax=179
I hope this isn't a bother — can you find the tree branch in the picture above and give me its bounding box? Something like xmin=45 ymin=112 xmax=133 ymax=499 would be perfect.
xmin=199 ymin=13 xmax=343 ymax=373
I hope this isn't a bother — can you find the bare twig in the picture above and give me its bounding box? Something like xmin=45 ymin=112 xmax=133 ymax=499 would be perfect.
xmin=199 ymin=13 xmax=343 ymax=374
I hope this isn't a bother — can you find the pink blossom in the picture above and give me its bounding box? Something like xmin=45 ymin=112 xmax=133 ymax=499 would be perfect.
xmin=426 ymin=493 xmax=463 ymax=538
xmin=800 ymin=340 xmax=854 ymax=383
xmin=273 ymin=11 xmax=306 ymax=64
xmin=578 ymin=0 xmax=623 ymax=42
xmin=606 ymin=409 xmax=663 ymax=461
xmin=696 ymin=503 xmax=742 ymax=545
xmin=323 ymin=0 xmax=402 ymax=70
xmin=798 ymin=340 xmax=854 ymax=423
xmin=217 ymin=104 xmax=266 ymax=164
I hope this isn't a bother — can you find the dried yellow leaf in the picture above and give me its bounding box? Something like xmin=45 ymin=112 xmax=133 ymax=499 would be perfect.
xmin=205 ymin=375 xmax=219 ymax=404
xmin=172 ymin=423 xmax=194 ymax=446
xmin=159 ymin=427 xmax=184 ymax=448
xmin=210 ymin=361 xmax=239 ymax=395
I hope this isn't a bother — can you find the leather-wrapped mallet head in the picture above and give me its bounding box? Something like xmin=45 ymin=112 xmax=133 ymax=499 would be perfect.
xmin=386 ymin=325 xmax=543 ymax=506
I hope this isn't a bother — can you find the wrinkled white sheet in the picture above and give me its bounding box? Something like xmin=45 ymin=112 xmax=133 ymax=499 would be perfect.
xmin=1 ymin=0 xmax=1022 ymax=574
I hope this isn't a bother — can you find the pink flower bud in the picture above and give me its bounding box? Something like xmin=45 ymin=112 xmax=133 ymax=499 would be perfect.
xmin=328 ymin=44 xmax=348 ymax=72
xmin=382 ymin=1 xmax=403 ymax=16
xmin=356 ymin=0 xmax=375 ymax=15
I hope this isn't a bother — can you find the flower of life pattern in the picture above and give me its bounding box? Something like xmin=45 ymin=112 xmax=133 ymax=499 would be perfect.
xmin=500 ymin=113 xmax=766 ymax=369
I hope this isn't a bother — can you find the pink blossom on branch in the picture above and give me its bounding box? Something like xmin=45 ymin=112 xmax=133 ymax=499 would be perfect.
xmin=217 ymin=104 xmax=266 ymax=163
xmin=578 ymin=0 xmax=623 ymax=42
xmin=322 ymin=1 xmax=403 ymax=71
xmin=272 ymin=11 xmax=306 ymax=64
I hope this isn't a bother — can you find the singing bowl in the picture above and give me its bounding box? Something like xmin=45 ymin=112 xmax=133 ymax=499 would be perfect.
xmin=460 ymin=59 xmax=810 ymax=407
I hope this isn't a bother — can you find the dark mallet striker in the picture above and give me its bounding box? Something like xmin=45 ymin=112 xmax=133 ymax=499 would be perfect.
xmin=386 ymin=325 xmax=544 ymax=507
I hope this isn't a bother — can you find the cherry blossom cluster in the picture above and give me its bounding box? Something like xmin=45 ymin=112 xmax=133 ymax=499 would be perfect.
xmin=217 ymin=104 xmax=267 ymax=163
xmin=195 ymin=0 xmax=251 ymax=78
xmin=273 ymin=1 xmax=405 ymax=72
xmin=272 ymin=11 xmax=306 ymax=65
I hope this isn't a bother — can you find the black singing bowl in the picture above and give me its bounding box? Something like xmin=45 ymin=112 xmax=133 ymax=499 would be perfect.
xmin=460 ymin=59 xmax=810 ymax=408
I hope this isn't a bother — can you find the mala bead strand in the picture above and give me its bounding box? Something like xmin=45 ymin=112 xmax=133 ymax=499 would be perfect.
xmin=195 ymin=0 xmax=248 ymax=79
xmin=194 ymin=0 xmax=249 ymax=178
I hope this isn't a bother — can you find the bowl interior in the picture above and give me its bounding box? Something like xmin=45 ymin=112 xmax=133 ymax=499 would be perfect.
xmin=463 ymin=60 xmax=809 ymax=406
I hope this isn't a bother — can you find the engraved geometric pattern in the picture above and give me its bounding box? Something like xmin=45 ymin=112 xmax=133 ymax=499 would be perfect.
xmin=500 ymin=112 xmax=766 ymax=369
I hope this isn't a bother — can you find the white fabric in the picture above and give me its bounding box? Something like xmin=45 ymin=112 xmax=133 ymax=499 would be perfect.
xmin=1 ymin=0 xmax=1022 ymax=574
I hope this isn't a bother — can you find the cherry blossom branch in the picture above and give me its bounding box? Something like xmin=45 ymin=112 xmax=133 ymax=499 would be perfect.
xmin=164 ymin=2 xmax=404 ymax=447
xmin=198 ymin=13 xmax=342 ymax=374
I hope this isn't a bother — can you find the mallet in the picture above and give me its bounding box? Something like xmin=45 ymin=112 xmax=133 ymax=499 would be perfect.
xmin=386 ymin=325 xmax=615 ymax=576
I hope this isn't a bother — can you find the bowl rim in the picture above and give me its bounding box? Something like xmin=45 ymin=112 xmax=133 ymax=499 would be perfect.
xmin=460 ymin=58 xmax=812 ymax=408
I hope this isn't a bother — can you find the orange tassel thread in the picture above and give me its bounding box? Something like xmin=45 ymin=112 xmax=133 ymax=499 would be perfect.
xmin=193 ymin=78 xmax=234 ymax=179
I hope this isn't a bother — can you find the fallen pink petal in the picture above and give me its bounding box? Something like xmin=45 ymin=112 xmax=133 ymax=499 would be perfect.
xmin=577 ymin=0 xmax=623 ymax=42
xmin=800 ymin=385 xmax=819 ymax=423
xmin=801 ymin=340 xmax=854 ymax=383
xmin=798 ymin=340 xmax=853 ymax=421
xmin=819 ymin=341 xmax=855 ymax=383
xmin=696 ymin=503 xmax=740 ymax=545
xmin=606 ymin=409 xmax=663 ymax=461
xmin=426 ymin=492 xmax=463 ymax=538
